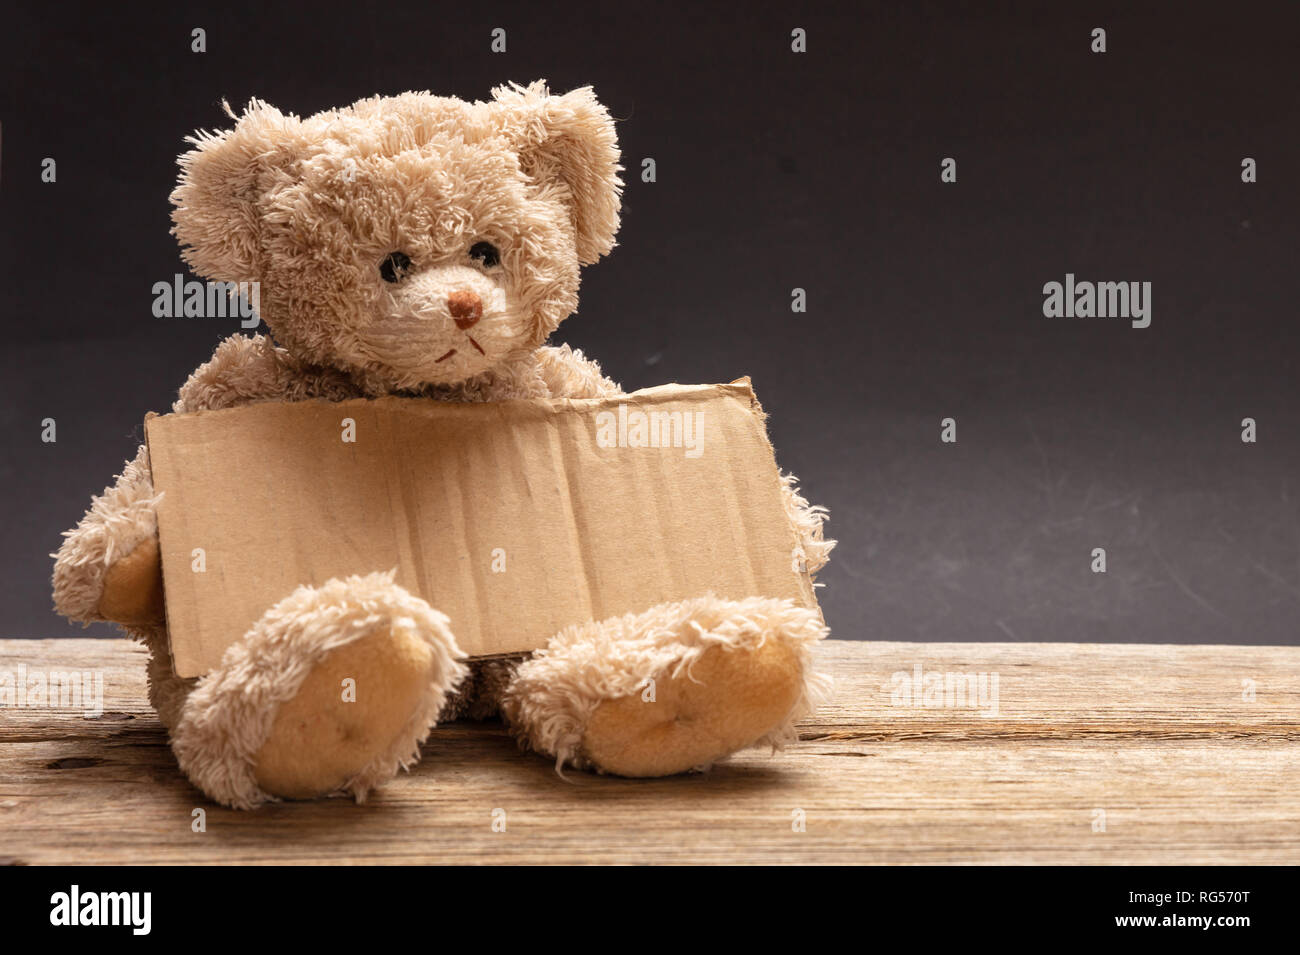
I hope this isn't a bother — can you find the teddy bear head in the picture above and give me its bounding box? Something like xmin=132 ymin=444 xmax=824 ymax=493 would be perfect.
xmin=170 ymin=82 xmax=622 ymax=393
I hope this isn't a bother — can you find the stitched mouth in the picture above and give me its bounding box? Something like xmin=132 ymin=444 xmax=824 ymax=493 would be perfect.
xmin=435 ymin=349 xmax=457 ymax=363
xmin=467 ymin=336 xmax=485 ymax=356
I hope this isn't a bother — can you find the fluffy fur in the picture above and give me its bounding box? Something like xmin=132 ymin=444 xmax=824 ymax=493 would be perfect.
xmin=51 ymin=446 xmax=160 ymax=623
xmin=170 ymin=82 xmax=621 ymax=395
xmin=172 ymin=572 xmax=466 ymax=809
xmin=51 ymin=83 xmax=835 ymax=809
xmin=503 ymin=595 xmax=831 ymax=772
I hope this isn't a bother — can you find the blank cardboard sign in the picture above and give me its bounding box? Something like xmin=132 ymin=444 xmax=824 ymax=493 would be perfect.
xmin=145 ymin=381 xmax=819 ymax=678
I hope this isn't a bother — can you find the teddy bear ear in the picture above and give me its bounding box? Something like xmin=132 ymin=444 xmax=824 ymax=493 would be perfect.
xmin=489 ymin=81 xmax=624 ymax=265
xmin=170 ymin=99 xmax=307 ymax=281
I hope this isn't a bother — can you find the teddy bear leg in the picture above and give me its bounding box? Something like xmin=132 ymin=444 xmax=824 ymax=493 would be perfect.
xmin=171 ymin=572 xmax=466 ymax=809
xmin=502 ymin=595 xmax=830 ymax=777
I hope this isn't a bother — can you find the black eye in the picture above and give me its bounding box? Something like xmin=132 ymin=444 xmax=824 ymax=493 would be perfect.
xmin=468 ymin=241 xmax=500 ymax=268
xmin=379 ymin=251 xmax=412 ymax=283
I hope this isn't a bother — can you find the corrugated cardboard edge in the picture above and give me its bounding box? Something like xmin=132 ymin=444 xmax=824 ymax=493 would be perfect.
xmin=144 ymin=379 xmax=822 ymax=670
xmin=141 ymin=410 xmax=180 ymax=674
xmin=724 ymin=377 xmax=825 ymax=627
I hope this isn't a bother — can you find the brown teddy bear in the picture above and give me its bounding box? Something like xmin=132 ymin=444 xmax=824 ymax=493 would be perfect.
xmin=52 ymin=82 xmax=834 ymax=809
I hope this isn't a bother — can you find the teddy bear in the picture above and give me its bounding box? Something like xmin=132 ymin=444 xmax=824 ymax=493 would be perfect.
xmin=51 ymin=81 xmax=834 ymax=809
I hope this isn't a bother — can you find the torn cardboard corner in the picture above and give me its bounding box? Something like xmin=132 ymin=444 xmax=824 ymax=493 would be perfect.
xmin=146 ymin=381 xmax=821 ymax=678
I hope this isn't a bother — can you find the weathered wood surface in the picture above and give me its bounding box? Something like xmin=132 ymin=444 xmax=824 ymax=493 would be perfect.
xmin=1 ymin=638 xmax=1297 ymax=864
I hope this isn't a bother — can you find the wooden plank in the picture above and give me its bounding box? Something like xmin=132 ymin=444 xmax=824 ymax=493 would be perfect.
xmin=1 ymin=638 xmax=1297 ymax=865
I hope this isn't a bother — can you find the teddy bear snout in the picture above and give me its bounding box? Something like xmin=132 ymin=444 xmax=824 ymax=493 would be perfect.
xmin=448 ymin=290 xmax=483 ymax=330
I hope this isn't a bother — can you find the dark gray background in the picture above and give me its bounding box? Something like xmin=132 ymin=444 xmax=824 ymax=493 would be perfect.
xmin=2 ymin=1 xmax=1297 ymax=644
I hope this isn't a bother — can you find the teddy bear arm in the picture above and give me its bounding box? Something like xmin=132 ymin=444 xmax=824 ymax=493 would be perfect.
xmin=51 ymin=334 xmax=332 ymax=627
xmin=535 ymin=344 xmax=623 ymax=398
xmin=780 ymin=471 xmax=835 ymax=582
xmin=173 ymin=333 xmax=358 ymax=413
xmin=52 ymin=442 xmax=164 ymax=625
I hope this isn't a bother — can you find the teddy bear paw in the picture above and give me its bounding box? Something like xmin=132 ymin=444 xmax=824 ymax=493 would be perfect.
xmin=172 ymin=572 xmax=466 ymax=808
xmin=97 ymin=536 xmax=165 ymax=626
xmin=251 ymin=622 xmax=440 ymax=800
xmin=504 ymin=595 xmax=830 ymax=777
xmin=582 ymin=639 xmax=805 ymax=776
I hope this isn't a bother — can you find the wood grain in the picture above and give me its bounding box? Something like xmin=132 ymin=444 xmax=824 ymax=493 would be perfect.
xmin=1 ymin=638 xmax=1297 ymax=864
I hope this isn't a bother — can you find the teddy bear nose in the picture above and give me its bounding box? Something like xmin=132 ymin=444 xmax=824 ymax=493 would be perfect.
xmin=448 ymin=290 xmax=483 ymax=329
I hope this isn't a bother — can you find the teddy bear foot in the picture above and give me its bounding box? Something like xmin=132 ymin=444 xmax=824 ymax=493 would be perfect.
xmin=171 ymin=572 xmax=466 ymax=809
xmin=503 ymin=595 xmax=830 ymax=777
